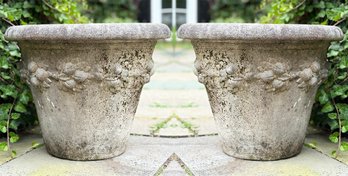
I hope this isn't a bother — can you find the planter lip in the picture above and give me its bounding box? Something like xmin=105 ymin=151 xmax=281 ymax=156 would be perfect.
xmin=5 ymin=23 xmax=171 ymax=41
xmin=177 ymin=23 xmax=343 ymax=41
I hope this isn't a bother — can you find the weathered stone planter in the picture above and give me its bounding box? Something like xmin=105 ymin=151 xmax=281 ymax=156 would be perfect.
xmin=178 ymin=24 xmax=343 ymax=160
xmin=5 ymin=24 xmax=170 ymax=160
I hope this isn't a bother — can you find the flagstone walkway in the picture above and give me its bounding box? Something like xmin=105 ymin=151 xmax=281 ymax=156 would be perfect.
xmin=132 ymin=43 xmax=216 ymax=137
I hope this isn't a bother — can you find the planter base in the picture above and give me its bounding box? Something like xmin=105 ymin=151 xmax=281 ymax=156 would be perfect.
xmin=47 ymin=144 xmax=126 ymax=161
xmin=222 ymin=143 xmax=302 ymax=161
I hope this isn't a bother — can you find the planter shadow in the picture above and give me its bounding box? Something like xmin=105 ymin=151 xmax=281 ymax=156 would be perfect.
xmin=178 ymin=23 xmax=343 ymax=160
xmin=5 ymin=23 xmax=170 ymax=160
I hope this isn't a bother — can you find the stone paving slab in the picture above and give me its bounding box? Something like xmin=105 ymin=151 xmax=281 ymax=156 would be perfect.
xmin=147 ymin=73 xmax=199 ymax=82
xmin=154 ymin=117 xmax=192 ymax=136
xmin=0 ymin=137 xmax=173 ymax=176
xmin=1 ymin=135 xmax=347 ymax=176
xmin=144 ymin=72 xmax=203 ymax=90
xmin=154 ymin=62 xmax=194 ymax=73
xmin=152 ymin=47 xmax=195 ymax=71
xmin=305 ymin=133 xmax=348 ymax=165
xmin=131 ymin=117 xmax=160 ymax=136
xmin=135 ymin=90 xmax=212 ymax=119
xmin=132 ymin=46 xmax=215 ymax=137
xmin=175 ymin=137 xmax=348 ymax=176
xmin=132 ymin=116 xmax=216 ymax=137
xmin=0 ymin=133 xmax=43 ymax=165
xmin=181 ymin=117 xmax=217 ymax=136
xmin=137 ymin=89 xmax=210 ymax=108
xmin=134 ymin=88 xmax=216 ymax=137
xmin=155 ymin=153 xmax=189 ymax=176
xmin=136 ymin=108 xmax=213 ymax=120
xmin=143 ymin=80 xmax=203 ymax=90
xmin=162 ymin=161 xmax=187 ymax=176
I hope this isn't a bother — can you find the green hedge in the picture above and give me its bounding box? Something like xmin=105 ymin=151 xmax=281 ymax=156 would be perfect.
xmin=210 ymin=0 xmax=263 ymax=22
xmin=260 ymin=0 xmax=348 ymax=156
xmin=85 ymin=0 xmax=136 ymax=23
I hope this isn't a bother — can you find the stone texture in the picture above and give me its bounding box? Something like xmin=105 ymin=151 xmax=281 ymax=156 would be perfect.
xmin=177 ymin=23 xmax=343 ymax=41
xmin=178 ymin=24 xmax=344 ymax=160
xmin=1 ymin=135 xmax=347 ymax=176
xmin=5 ymin=23 xmax=170 ymax=41
xmin=131 ymin=117 xmax=160 ymax=136
xmin=153 ymin=116 xmax=193 ymax=137
xmin=305 ymin=133 xmax=348 ymax=165
xmin=176 ymin=138 xmax=348 ymax=176
xmin=0 ymin=133 xmax=43 ymax=165
xmin=132 ymin=46 xmax=215 ymax=137
xmin=161 ymin=160 xmax=187 ymax=176
xmin=4 ymin=24 xmax=170 ymax=160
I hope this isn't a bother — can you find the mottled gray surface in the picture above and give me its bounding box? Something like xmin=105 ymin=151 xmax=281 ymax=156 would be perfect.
xmin=305 ymin=134 xmax=348 ymax=165
xmin=4 ymin=24 xmax=170 ymax=160
xmin=0 ymin=133 xmax=42 ymax=164
xmin=178 ymin=23 xmax=343 ymax=41
xmin=178 ymin=24 xmax=344 ymax=160
xmin=5 ymin=23 xmax=170 ymax=41
xmin=1 ymin=136 xmax=347 ymax=176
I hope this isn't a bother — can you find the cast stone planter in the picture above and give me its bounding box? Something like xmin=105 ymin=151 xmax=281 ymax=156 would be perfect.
xmin=178 ymin=23 xmax=343 ymax=160
xmin=5 ymin=23 xmax=170 ymax=160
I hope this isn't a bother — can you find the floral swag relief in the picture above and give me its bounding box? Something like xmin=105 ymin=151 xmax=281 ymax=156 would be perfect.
xmin=20 ymin=50 xmax=154 ymax=94
xmin=194 ymin=50 xmax=328 ymax=93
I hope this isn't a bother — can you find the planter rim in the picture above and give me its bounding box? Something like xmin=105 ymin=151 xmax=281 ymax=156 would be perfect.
xmin=177 ymin=23 xmax=343 ymax=41
xmin=5 ymin=23 xmax=171 ymax=41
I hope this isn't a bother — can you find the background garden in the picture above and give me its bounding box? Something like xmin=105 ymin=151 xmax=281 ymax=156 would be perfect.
xmin=0 ymin=0 xmax=347 ymax=158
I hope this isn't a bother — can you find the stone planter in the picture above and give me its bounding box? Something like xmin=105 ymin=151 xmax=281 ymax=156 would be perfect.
xmin=5 ymin=24 xmax=170 ymax=160
xmin=178 ymin=24 xmax=343 ymax=160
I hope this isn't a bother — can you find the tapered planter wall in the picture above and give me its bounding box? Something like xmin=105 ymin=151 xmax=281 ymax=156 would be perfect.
xmin=5 ymin=24 xmax=170 ymax=160
xmin=178 ymin=24 xmax=343 ymax=160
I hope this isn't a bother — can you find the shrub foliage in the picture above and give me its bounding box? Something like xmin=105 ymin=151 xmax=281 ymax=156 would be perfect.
xmin=85 ymin=0 xmax=136 ymax=23
xmin=210 ymin=0 xmax=263 ymax=22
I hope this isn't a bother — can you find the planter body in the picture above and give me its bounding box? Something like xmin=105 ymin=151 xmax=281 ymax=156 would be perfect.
xmin=178 ymin=24 xmax=343 ymax=160
xmin=5 ymin=24 xmax=170 ymax=160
